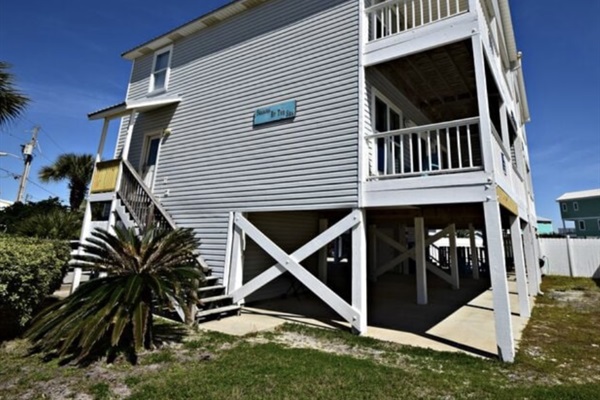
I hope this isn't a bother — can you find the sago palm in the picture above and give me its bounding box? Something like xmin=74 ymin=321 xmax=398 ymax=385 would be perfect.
xmin=38 ymin=153 xmax=94 ymax=211
xmin=25 ymin=225 xmax=204 ymax=362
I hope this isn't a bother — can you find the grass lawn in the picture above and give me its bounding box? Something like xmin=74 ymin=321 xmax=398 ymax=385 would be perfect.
xmin=1 ymin=276 xmax=599 ymax=399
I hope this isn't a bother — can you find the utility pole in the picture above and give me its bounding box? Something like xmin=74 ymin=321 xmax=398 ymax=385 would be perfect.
xmin=16 ymin=126 xmax=39 ymax=203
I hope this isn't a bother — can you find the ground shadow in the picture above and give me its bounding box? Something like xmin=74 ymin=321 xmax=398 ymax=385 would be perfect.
xmin=247 ymin=266 xmax=503 ymax=358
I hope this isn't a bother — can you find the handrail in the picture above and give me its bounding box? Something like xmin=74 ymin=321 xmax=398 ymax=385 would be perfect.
xmin=365 ymin=117 xmax=480 ymax=140
xmin=365 ymin=0 xmax=469 ymax=41
xmin=118 ymin=159 xmax=177 ymax=233
xmin=365 ymin=0 xmax=400 ymax=13
xmin=367 ymin=116 xmax=482 ymax=178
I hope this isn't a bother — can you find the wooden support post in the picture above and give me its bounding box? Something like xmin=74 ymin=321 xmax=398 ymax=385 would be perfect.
xmin=352 ymin=209 xmax=367 ymax=334
xmin=70 ymin=267 xmax=83 ymax=294
xmin=368 ymin=224 xmax=377 ymax=282
xmin=469 ymin=223 xmax=480 ymax=279
xmin=483 ymin=200 xmax=515 ymax=362
xmin=399 ymin=224 xmax=409 ymax=275
xmin=449 ymin=224 xmax=460 ymax=290
xmin=121 ymin=111 xmax=136 ymax=161
xmin=510 ymin=216 xmax=530 ymax=318
xmin=318 ymin=218 xmax=328 ymax=284
xmin=228 ymin=215 xmax=245 ymax=304
xmin=415 ymin=217 xmax=427 ymax=305
xmin=522 ymin=223 xmax=538 ymax=296
xmin=533 ymin=227 xmax=543 ymax=291
xmin=96 ymin=118 xmax=110 ymax=163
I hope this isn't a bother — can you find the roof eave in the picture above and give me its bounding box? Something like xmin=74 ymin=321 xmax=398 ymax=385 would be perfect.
xmin=121 ymin=0 xmax=270 ymax=60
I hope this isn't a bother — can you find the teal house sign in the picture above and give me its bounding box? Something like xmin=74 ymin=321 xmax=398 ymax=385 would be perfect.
xmin=254 ymin=100 xmax=296 ymax=125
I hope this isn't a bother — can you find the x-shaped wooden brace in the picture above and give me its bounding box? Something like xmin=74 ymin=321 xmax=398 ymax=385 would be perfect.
xmin=374 ymin=224 xmax=459 ymax=289
xmin=230 ymin=210 xmax=363 ymax=326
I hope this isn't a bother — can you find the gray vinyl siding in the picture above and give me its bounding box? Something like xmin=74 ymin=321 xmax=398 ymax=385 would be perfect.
xmin=115 ymin=0 xmax=359 ymax=277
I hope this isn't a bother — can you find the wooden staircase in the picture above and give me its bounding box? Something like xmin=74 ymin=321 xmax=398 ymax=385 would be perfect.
xmin=115 ymin=159 xmax=240 ymax=323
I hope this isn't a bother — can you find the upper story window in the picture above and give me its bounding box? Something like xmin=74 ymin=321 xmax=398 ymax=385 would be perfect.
xmin=578 ymin=220 xmax=586 ymax=231
xmin=561 ymin=203 xmax=567 ymax=212
xmin=573 ymin=202 xmax=579 ymax=212
xmin=150 ymin=46 xmax=172 ymax=93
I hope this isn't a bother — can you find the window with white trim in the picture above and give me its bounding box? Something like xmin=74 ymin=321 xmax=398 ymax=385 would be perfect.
xmin=597 ymin=219 xmax=600 ymax=230
xmin=578 ymin=220 xmax=585 ymax=231
xmin=150 ymin=47 xmax=172 ymax=93
xmin=561 ymin=203 xmax=567 ymax=212
xmin=573 ymin=202 xmax=579 ymax=211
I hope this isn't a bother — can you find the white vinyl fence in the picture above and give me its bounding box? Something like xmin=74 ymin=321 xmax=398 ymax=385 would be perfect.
xmin=539 ymin=237 xmax=600 ymax=278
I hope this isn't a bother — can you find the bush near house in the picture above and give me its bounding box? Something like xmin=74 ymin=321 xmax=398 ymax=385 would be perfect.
xmin=0 ymin=197 xmax=82 ymax=240
xmin=0 ymin=235 xmax=70 ymax=338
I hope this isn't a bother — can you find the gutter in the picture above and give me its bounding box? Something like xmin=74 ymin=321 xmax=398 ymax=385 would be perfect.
xmin=498 ymin=0 xmax=530 ymax=123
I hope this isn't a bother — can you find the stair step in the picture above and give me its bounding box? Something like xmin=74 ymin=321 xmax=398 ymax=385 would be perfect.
xmin=200 ymin=294 xmax=230 ymax=304
xmin=204 ymin=276 xmax=219 ymax=283
xmin=198 ymin=285 xmax=225 ymax=293
xmin=196 ymin=304 xmax=240 ymax=319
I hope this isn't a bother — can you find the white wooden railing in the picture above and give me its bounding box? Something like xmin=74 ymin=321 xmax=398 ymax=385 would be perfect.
xmin=366 ymin=116 xmax=482 ymax=178
xmin=365 ymin=0 xmax=469 ymax=41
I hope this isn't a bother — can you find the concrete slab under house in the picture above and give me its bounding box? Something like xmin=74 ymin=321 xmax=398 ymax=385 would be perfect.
xmin=74 ymin=0 xmax=540 ymax=363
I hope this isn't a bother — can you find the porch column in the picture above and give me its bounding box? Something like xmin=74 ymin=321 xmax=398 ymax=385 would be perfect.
xmin=483 ymin=199 xmax=515 ymax=362
xmin=523 ymin=223 xmax=539 ymax=295
xmin=449 ymin=224 xmax=460 ymax=289
xmin=121 ymin=110 xmax=136 ymax=161
xmin=469 ymin=223 xmax=480 ymax=279
xmin=352 ymin=209 xmax=367 ymax=334
xmin=228 ymin=214 xmax=245 ymax=304
xmin=318 ymin=218 xmax=329 ymax=284
xmin=95 ymin=118 xmax=110 ymax=163
xmin=368 ymin=224 xmax=377 ymax=282
xmin=533 ymin=226 xmax=543 ymax=291
xmin=399 ymin=224 xmax=409 ymax=275
xmin=472 ymin=34 xmax=494 ymax=174
xmin=510 ymin=216 xmax=530 ymax=318
xmin=415 ymin=217 xmax=427 ymax=305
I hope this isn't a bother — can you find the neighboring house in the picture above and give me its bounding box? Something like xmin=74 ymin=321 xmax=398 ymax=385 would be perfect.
xmin=77 ymin=0 xmax=538 ymax=362
xmin=0 ymin=199 xmax=13 ymax=210
xmin=557 ymin=189 xmax=600 ymax=237
xmin=536 ymin=217 xmax=554 ymax=235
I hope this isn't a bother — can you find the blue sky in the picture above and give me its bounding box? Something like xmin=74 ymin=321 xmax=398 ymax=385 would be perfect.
xmin=1 ymin=0 xmax=599 ymax=228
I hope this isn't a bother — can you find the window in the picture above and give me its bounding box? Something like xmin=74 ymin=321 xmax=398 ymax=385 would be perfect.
xmin=578 ymin=220 xmax=586 ymax=231
xmin=598 ymin=219 xmax=600 ymax=230
xmin=373 ymin=92 xmax=403 ymax=174
xmin=561 ymin=203 xmax=567 ymax=212
xmin=573 ymin=202 xmax=579 ymax=211
xmin=150 ymin=47 xmax=172 ymax=93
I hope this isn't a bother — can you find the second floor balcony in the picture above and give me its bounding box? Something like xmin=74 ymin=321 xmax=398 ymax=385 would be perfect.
xmin=365 ymin=0 xmax=469 ymax=42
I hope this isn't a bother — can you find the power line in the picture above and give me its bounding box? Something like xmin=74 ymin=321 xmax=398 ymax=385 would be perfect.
xmin=0 ymin=166 xmax=60 ymax=198
xmin=22 ymin=117 xmax=68 ymax=154
xmin=0 ymin=167 xmax=20 ymax=179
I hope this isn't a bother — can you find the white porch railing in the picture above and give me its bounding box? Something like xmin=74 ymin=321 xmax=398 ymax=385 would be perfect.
xmin=365 ymin=0 xmax=469 ymax=41
xmin=366 ymin=116 xmax=482 ymax=179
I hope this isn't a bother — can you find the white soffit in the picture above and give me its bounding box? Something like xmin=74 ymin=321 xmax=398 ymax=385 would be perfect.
xmin=122 ymin=0 xmax=270 ymax=60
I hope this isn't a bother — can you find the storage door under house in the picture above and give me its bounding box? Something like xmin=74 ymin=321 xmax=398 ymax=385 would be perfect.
xmin=242 ymin=211 xmax=321 ymax=303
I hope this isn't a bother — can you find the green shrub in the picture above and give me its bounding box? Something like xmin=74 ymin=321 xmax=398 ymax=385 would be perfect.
xmin=0 ymin=235 xmax=71 ymax=327
xmin=17 ymin=209 xmax=82 ymax=240
xmin=0 ymin=198 xmax=66 ymax=235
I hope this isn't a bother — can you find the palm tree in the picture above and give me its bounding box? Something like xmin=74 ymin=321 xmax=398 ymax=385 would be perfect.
xmin=0 ymin=61 xmax=30 ymax=127
xmin=25 ymin=225 xmax=204 ymax=362
xmin=38 ymin=153 xmax=94 ymax=211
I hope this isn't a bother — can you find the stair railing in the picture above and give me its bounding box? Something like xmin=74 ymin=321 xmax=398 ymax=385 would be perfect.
xmin=117 ymin=159 xmax=176 ymax=233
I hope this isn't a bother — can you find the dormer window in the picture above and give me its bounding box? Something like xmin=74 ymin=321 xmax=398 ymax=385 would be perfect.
xmin=150 ymin=46 xmax=172 ymax=93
